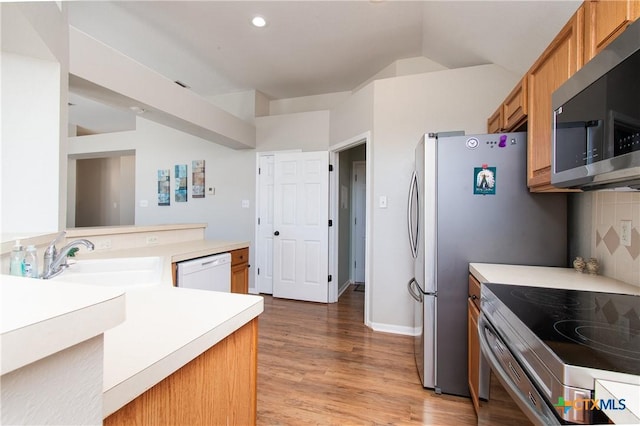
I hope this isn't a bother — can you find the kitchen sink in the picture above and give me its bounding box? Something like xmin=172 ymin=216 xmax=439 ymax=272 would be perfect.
xmin=50 ymin=256 xmax=164 ymax=289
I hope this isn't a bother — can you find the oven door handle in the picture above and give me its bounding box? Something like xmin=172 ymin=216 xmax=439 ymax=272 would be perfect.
xmin=478 ymin=313 xmax=560 ymax=426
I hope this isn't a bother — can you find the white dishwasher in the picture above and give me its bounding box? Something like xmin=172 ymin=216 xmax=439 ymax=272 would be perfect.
xmin=176 ymin=253 xmax=231 ymax=292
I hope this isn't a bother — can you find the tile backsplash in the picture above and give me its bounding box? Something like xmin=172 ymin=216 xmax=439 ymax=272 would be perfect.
xmin=571 ymin=191 xmax=640 ymax=287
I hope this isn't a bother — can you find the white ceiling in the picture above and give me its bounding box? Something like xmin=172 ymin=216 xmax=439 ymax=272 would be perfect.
xmin=66 ymin=0 xmax=582 ymax=133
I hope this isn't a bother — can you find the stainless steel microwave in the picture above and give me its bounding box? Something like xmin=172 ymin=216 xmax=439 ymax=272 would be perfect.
xmin=552 ymin=19 xmax=640 ymax=190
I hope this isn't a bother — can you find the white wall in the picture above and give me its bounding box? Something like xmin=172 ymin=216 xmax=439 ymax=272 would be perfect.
xmin=368 ymin=64 xmax=518 ymax=332
xmin=269 ymin=92 xmax=351 ymax=116
xmin=69 ymin=118 xmax=254 ymax=238
xmin=256 ymin=110 xmax=330 ymax=152
xmin=330 ymin=84 xmax=374 ymax=145
xmin=1 ymin=2 xmax=69 ymax=234
xmin=1 ymin=54 xmax=62 ymax=234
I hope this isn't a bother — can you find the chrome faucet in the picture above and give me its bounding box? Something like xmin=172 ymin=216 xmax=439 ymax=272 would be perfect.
xmin=42 ymin=231 xmax=95 ymax=279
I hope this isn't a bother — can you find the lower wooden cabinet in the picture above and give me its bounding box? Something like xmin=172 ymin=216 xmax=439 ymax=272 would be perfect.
xmin=230 ymin=248 xmax=249 ymax=294
xmin=468 ymin=274 xmax=482 ymax=414
xmin=104 ymin=318 xmax=258 ymax=426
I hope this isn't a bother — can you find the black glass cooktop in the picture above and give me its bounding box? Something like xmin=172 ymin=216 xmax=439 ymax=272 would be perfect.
xmin=484 ymin=283 xmax=640 ymax=376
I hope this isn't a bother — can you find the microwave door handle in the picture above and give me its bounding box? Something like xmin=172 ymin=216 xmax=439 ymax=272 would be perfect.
xmin=407 ymin=170 xmax=418 ymax=259
xmin=477 ymin=314 xmax=560 ymax=426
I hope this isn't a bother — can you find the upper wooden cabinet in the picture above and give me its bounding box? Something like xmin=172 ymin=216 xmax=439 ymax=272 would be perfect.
xmin=527 ymin=6 xmax=584 ymax=191
xmin=487 ymin=105 xmax=503 ymax=134
xmin=503 ymin=77 xmax=528 ymax=131
xmin=584 ymin=0 xmax=640 ymax=61
xmin=487 ymin=1 xmax=639 ymax=192
xmin=486 ymin=77 xmax=527 ymax=134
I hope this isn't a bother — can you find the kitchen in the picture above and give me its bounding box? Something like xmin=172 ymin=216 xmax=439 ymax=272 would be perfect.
xmin=2 ymin=1 xmax=640 ymax=425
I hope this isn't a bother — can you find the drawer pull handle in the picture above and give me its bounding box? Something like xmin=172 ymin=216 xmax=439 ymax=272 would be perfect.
xmin=508 ymin=362 xmax=521 ymax=383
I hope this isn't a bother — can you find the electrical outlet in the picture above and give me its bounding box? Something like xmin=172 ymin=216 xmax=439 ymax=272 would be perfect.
xmin=146 ymin=235 xmax=159 ymax=245
xmin=620 ymin=220 xmax=632 ymax=247
xmin=97 ymin=239 xmax=112 ymax=250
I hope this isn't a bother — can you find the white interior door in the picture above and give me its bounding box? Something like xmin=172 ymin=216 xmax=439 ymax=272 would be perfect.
xmin=273 ymin=151 xmax=329 ymax=302
xmin=352 ymin=161 xmax=366 ymax=283
xmin=256 ymin=155 xmax=275 ymax=294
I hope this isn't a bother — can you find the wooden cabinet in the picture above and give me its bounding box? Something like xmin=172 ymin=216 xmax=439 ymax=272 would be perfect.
xmin=230 ymin=247 xmax=249 ymax=294
xmin=468 ymin=274 xmax=482 ymax=414
xmin=487 ymin=105 xmax=504 ymax=134
xmin=487 ymin=78 xmax=527 ymax=133
xmin=503 ymin=77 xmax=528 ymax=131
xmin=487 ymin=1 xmax=639 ymax=191
xmin=527 ymin=6 xmax=584 ymax=191
xmin=105 ymin=318 xmax=258 ymax=426
xmin=584 ymin=0 xmax=640 ymax=62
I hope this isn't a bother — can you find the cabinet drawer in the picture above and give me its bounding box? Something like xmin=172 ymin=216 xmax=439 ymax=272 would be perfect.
xmin=230 ymin=248 xmax=249 ymax=266
xmin=468 ymin=274 xmax=481 ymax=311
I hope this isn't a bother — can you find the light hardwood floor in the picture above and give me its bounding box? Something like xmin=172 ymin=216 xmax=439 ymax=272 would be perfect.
xmin=257 ymin=286 xmax=477 ymax=425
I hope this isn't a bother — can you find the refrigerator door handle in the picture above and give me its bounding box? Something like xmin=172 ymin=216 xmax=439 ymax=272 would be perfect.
xmin=407 ymin=278 xmax=423 ymax=302
xmin=407 ymin=170 xmax=419 ymax=259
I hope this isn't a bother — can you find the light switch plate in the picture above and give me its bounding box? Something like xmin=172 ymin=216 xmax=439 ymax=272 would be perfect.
xmin=379 ymin=196 xmax=387 ymax=208
xmin=242 ymin=199 xmax=250 ymax=208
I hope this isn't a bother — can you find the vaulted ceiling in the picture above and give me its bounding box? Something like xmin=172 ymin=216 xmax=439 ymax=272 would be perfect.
xmin=66 ymin=1 xmax=582 ymax=133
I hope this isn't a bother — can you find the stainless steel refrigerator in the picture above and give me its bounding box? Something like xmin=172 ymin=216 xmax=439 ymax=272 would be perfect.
xmin=406 ymin=132 xmax=567 ymax=396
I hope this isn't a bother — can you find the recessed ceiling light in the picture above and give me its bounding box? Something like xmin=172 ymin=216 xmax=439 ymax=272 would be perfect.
xmin=251 ymin=15 xmax=267 ymax=28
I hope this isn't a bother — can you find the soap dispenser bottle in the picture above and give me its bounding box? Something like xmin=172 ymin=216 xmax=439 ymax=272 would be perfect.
xmin=24 ymin=245 xmax=39 ymax=278
xmin=9 ymin=240 xmax=25 ymax=276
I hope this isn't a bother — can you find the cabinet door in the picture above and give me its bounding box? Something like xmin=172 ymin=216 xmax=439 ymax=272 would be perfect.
xmin=231 ymin=263 xmax=249 ymax=294
xmin=468 ymin=298 xmax=480 ymax=414
xmin=503 ymin=77 xmax=527 ymax=131
xmin=104 ymin=319 xmax=258 ymax=426
xmin=527 ymin=7 xmax=584 ymax=190
xmin=584 ymin=0 xmax=640 ymax=61
xmin=487 ymin=105 xmax=503 ymax=134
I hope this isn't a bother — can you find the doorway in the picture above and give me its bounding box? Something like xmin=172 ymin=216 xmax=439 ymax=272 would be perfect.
xmin=72 ymin=153 xmax=135 ymax=227
xmin=336 ymin=145 xmax=366 ymax=295
xmin=329 ymin=132 xmax=371 ymax=325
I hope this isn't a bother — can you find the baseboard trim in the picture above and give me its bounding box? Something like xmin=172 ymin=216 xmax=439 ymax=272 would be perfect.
xmin=338 ymin=280 xmax=353 ymax=297
xmin=369 ymin=322 xmax=419 ymax=336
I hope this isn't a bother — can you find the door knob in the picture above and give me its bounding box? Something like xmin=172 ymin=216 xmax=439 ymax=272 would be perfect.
xmin=274 ymin=231 xmax=280 ymax=236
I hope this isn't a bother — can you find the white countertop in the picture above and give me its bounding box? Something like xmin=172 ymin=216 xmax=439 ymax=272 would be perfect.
xmin=102 ymin=286 xmax=263 ymax=418
xmin=75 ymin=239 xmax=250 ymax=285
xmin=469 ymin=263 xmax=640 ymax=295
xmin=2 ymin=237 xmax=261 ymax=419
xmin=0 ymin=276 xmax=126 ymax=375
xmin=595 ymin=379 xmax=640 ymax=425
xmin=60 ymin=239 xmax=259 ymax=417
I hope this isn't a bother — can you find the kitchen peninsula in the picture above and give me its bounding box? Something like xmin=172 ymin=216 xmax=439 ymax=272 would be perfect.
xmin=1 ymin=224 xmax=263 ymax=425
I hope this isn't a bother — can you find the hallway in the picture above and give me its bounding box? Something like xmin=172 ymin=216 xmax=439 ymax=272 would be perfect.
xmin=256 ymin=287 xmax=476 ymax=425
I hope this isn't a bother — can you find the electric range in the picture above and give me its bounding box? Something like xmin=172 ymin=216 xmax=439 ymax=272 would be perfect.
xmin=481 ymin=283 xmax=640 ymax=424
